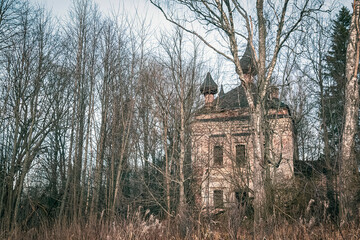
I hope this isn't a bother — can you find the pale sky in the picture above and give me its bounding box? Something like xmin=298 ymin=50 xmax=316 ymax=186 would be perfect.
xmin=30 ymin=0 xmax=354 ymax=35
xmin=30 ymin=0 xmax=167 ymax=29
xmin=30 ymin=0 xmax=355 ymax=88
xmin=31 ymin=0 xmax=153 ymax=17
xmin=31 ymin=0 xmax=353 ymax=18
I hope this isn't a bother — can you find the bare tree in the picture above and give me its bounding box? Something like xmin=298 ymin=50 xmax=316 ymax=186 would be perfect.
xmin=0 ymin=3 xmax=62 ymax=231
xmin=58 ymin=0 xmax=99 ymax=222
xmin=295 ymin=14 xmax=342 ymax=220
xmin=0 ymin=0 xmax=18 ymax=51
xmin=107 ymin=15 xmax=142 ymax=219
xmin=156 ymin=27 xmax=203 ymax=216
xmin=151 ymin=0 xmax=324 ymax=225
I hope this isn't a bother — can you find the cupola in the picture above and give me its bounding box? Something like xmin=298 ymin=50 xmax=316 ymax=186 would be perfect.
xmin=240 ymin=42 xmax=257 ymax=82
xmin=200 ymin=72 xmax=218 ymax=108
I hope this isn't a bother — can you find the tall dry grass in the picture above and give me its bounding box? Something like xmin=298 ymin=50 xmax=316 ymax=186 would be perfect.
xmin=3 ymin=211 xmax=360 ymax=240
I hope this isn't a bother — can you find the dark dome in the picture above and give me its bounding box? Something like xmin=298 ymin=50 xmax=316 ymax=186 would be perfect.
xmin=240 ymin=42 xmax=257 ymax=75
xmin=200 ymin=72 xmax=218 ymax=94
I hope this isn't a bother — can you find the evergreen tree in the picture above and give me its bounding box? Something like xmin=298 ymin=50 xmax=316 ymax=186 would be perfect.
xmin=325 ymin=7 xmax=351 ymax=156
xmin=319 ymin=6 xmax=352 ymax=221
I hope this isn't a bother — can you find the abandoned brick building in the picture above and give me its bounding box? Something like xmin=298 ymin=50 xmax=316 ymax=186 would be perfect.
xmin=191 ymin=45 xmax=294 ymax=211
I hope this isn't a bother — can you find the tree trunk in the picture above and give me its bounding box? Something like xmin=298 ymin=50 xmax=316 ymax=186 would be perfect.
xmin=90 ymin=92 xmax=108 ymax=220
xmin=339 ymin=0 xmax=360 ymax=223
xmin=178 ymin=90 xmax=186 ymax=214
xmin=164 ymin=117 xmax=171 ymax=217
xmin=111 ymin=100 xmax=134 ymax=219
xmin=250 ymin=107 xmax=267 ymax=224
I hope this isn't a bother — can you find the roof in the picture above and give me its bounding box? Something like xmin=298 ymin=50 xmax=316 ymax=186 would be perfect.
xmin=218 ymin=84 xmax=225 ymax=98
xmin=240 ymin=42 xmax=257 ymax=75
xmin=215 ymin=84 xmax=288 ymax=110
xmin=200 ymin=72 xmax=218 ymax=95
xmin=216 ymin=84 xmax=255 ymax=109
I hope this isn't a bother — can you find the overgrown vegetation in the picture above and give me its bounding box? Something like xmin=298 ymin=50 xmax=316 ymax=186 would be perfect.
xmin=0 ymin=0 xmax=359 ymax=239
xmin=3 ymin=213 xmax=360 ymax=240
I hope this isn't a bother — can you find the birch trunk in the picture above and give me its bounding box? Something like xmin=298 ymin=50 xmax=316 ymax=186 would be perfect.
xmin=162 ymin=112 xmax=171 ymax=216
xmin=178 ymin=85 xmax=186 ymax=213
xmin=339 ymin=0 xmax=360 ymax=223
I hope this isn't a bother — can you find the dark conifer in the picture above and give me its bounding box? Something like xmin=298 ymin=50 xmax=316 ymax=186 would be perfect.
xmin=325 ymin=6 xmax=351 ymax=156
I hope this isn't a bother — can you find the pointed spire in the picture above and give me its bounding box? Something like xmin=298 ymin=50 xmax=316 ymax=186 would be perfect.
xmin=240 ymin=42 xmax=257 ymax=76
xmin=200 ymin=72 xmax=218 ymax=95
xmin=219 ymin=84 xmax=225 ymax=98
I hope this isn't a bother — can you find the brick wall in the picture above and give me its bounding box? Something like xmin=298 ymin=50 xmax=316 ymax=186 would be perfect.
xmin=191 ymin=107 xmax=294 ymax=210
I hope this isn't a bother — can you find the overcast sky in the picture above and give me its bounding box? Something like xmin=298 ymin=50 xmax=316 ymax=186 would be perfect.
xmin=30 ymin=0 xmax=168 ymax=31
xmin=29 ymin=0 xmax=354 ymax=37
xmin=31 ymin=0 xmax=353 ymax=17
xmin=29 ymin=0 xmax=354 ymax=88
xmin=31 ymin=0 xmax=152 ymax=17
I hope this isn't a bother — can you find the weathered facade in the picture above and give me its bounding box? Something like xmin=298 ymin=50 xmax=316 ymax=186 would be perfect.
xmin=191 ymin=72 xmax=294 ymax=211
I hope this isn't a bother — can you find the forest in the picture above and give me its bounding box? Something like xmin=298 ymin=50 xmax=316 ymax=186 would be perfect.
xmin=0 ymin=0 xmax=360 ymax=239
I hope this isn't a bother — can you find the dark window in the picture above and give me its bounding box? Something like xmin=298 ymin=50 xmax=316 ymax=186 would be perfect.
xmin=213 ymin=145 xmax=223 ymax=166
xmin=214 ymin=190 xmax=224 ymax=208
xmin=236 ymin=144 xmax=246 ymax=167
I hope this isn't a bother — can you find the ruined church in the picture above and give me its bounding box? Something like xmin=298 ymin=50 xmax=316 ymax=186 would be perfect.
xmin=191 ymin=44 xmax=294 ymax=211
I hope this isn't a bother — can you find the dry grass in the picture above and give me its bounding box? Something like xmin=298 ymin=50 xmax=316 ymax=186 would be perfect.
xmin=6 ymin=222 xmax=360 ymax=240
xmin=5 ymin=224 xmax=360 ymax=240
xmin=2 ymin=208 xmax=360 ymax=240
